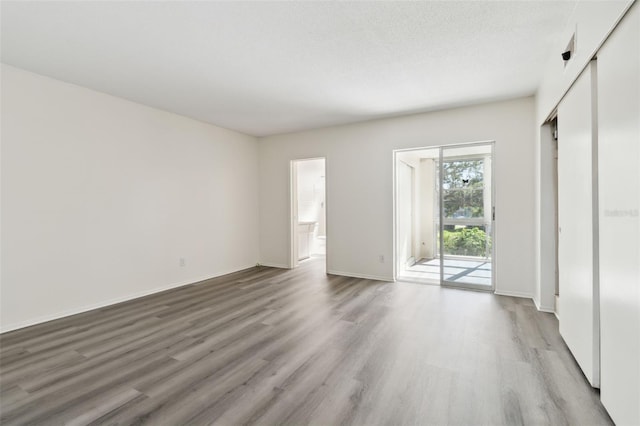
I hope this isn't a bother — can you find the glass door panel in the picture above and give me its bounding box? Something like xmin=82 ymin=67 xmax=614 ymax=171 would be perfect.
xmin=440 ymin=143 xmax=493 ymax=290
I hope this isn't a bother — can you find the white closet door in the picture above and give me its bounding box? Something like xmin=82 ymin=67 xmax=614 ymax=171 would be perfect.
xmin=557 ymin=62 xmax=599 ymax=387
xmin=597 ymin=4 xmax=640 ymax=424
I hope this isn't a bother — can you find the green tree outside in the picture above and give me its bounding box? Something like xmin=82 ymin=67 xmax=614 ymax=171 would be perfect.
xmin=443 ymin=226 xmax=491 ymax=257
xmin=442 ymin=159 xmax=484 ymax=218
xmin=438 ymin=158 xmax=491 ymax=257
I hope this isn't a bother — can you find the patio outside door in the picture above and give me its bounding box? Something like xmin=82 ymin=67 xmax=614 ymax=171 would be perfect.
xmin=439 ymin=143 xmax=494 ymax=290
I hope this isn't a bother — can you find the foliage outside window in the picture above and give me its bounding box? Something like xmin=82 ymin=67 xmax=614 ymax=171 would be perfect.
xmin=442 ymin=159 xmax=484 ymax=219
xmin=443 ymin=226 xmax=491 ymax=257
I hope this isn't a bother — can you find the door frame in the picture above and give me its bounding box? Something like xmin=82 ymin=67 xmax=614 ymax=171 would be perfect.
xmin=439 ymin=141 xmax=495 ymax=292
xmin=289 ymin=157 xmax=328 ymax=271
xmin=393 ymin=140 xmax=495 ymax=291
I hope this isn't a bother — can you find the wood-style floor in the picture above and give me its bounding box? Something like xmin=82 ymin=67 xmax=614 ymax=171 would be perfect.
xmin=0 ymin=257 xmax=612 ymax=425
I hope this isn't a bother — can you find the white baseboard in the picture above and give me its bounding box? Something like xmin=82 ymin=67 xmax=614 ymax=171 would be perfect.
xmin=258 ymin=262 xmax=290 ymax=269
xmin=327 ymin=269 xmax=393 ymax=282
xmin=494 ymin=289 xmax=534 ymax=299
xmin=0 ymin=265 xmax=255 ymax=334
xmin=532 ymin=296 xmax=556 ymax=313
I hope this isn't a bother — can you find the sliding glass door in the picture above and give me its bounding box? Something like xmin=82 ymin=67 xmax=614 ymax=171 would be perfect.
xmin=439 ymin=143 xmax=494 ymax=290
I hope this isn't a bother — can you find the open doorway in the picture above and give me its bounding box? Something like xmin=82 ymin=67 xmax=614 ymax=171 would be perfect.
xmin=394 ymin=142 xmax=495 ymax=290
xmin=537 ymin=117 xmax=560 ymax=314
xmin=290 ymin=158 xmax=326 ymax=270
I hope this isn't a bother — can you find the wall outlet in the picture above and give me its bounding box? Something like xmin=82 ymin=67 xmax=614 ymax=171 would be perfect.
xmin=179 ymin=258 xmax=186 ymax=267
xmin=379 ymin=255 xmax=385 ymax=263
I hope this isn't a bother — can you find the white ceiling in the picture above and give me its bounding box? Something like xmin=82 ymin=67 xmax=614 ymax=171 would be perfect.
xmin=1 ymin=1 xmax=578 ymax=137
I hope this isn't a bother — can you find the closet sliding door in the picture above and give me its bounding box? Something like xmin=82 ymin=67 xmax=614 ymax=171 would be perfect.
xmin=557 ymin=61 xmax=600 ymax=388
xmin=597 ymin=3 xmax=640 ymax=424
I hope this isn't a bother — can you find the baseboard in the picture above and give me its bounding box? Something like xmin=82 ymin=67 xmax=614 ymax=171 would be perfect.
xmin=494 ymin=289 xmax=534 ymax=299
xmin=327 ymin=269 xmax=393 ymax=282
xmin=532 ymin=296 xmax=556 ymax=313
xmin=0 ymin=265 xmax=255 ymax=334
xmin=258 ymin=262 xmax=290 ymax=269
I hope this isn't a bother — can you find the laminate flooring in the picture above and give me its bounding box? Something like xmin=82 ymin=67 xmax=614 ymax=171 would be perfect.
xmin=0 ymin=257 xmax=612 ymax=425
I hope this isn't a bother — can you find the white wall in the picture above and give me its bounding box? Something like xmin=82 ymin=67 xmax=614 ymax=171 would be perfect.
xmin=597 ymin=3 xmax=640 ymax=424
xmin=395 ymin=150 xmax=425 ymax=272
xmin=419 ymin=158 xmax=436 ymax=260
xmin=1 ymin=64 xmax=259 ymax=332
xmin=258 ymin=97 xmax=536 ymax=297
xmin=396 ymin=160 xmax=415 ymax=273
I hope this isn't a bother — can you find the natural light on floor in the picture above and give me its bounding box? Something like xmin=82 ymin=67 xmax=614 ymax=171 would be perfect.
xmin=399 ymin=258 xmax=492 ymax=287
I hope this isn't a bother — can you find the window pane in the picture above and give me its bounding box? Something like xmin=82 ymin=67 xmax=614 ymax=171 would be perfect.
xmin=442 ymin=225 xmax=491 ymax=258
xmin=442 ymin=159 xmax=484 ymax=218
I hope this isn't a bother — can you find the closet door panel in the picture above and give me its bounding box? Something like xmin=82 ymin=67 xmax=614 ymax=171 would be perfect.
xmin=597 ymin=4 xmax=640 ymax=424
xmin=557 ymin=62 xmax=599 ymax=387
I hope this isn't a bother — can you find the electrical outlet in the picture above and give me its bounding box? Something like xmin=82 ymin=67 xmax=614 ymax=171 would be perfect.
xmin=379 ymin=255 xmax=385 ymax=263
xmin=179 ymin=258 xmax=186 ymax=267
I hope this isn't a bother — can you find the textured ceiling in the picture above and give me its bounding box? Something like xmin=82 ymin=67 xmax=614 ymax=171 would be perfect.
xmin=1 ymin=1 xmax=578 ymax=136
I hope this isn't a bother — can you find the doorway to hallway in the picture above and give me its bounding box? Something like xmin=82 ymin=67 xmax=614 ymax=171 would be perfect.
xmin=290 ymin=158 xmax=326 ymax=271
xmin=394 ymin=142 xmax=494 ymax=290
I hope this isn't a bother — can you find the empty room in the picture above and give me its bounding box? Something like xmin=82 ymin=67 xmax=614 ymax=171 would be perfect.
xmin=1 ymin=1 xmax=638 ymax=425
